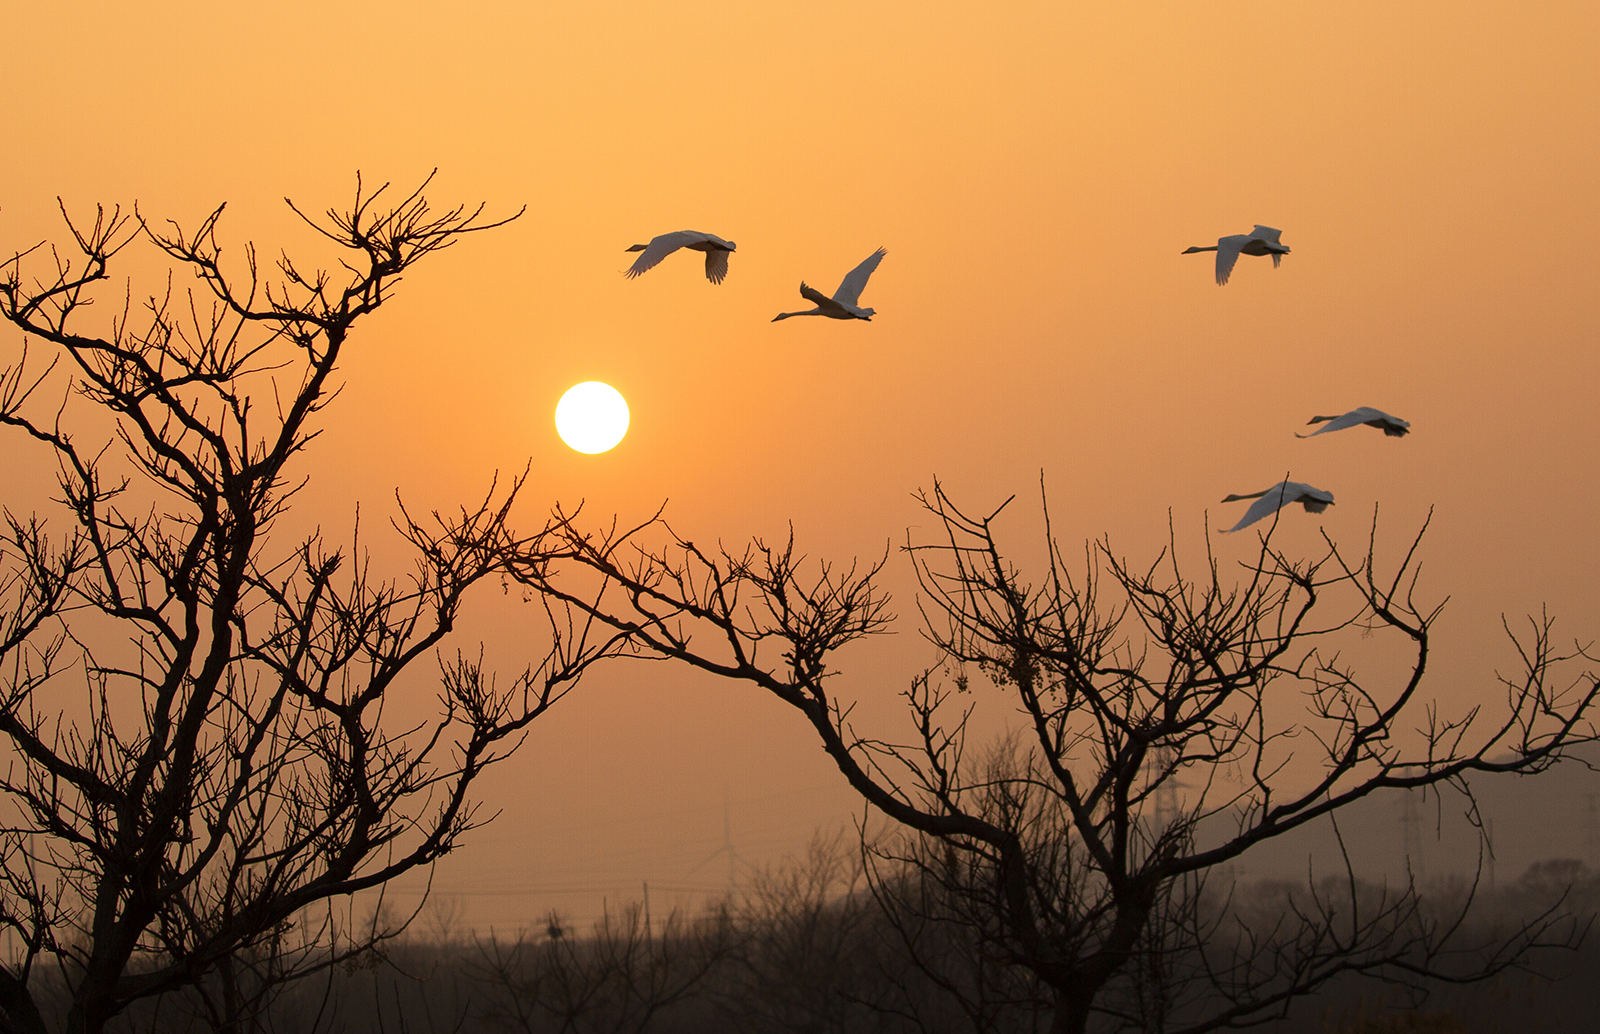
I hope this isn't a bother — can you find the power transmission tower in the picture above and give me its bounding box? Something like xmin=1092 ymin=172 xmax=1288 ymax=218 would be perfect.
xmin=724 ymin=798 xmax=739 ymax=893
xmin=1485 ymin=817 xmax=1496 ymax=891
xmin=690 ymin=792 xmax=747 ymax=898
xmin=1399 ymin=791 xmax=1425 ymax=881
xmin=1151 ymin=745 xmax=1181 ymax=836
xmin=1586 ymin=794 xmax=1599 ymax=867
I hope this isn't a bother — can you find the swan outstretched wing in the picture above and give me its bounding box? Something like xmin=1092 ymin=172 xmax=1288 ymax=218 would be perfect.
xmin=1301 ymin=410 xmax=1370 ymax=436
xmin=833 ymin=247 xmax=887 ymax=306
xmin=794 ymin=282 xmax=847 ymax=316
xmin=1215 ymin=236 xmax=1246 ymax=286
xmin=1225 ymin=488 xmax=1289 ymax=532
xmin=704 ymin=248 xmax=730 ymax=284
xmin=799 ymin=282 xmax=833 ymax=307
xmin=624 ymin=230 xmax=698 ymax=278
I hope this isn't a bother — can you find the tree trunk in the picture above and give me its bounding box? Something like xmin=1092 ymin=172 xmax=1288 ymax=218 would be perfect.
xmin=0 ymin=968 xmax=50 ymax=1034
xmin=1051 ymin=986 xmax=1093 ymax=1034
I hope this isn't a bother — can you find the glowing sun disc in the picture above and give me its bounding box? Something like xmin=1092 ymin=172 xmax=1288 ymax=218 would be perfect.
xmin=555 ymin=382 xmax=630 ymax=454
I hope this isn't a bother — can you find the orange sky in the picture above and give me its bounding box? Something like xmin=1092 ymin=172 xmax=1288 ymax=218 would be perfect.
xmin=4 ymin=1 xmax=1599 ymax=932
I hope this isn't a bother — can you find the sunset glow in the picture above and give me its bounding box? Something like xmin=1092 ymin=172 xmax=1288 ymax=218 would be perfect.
xmin=3 ymin=0 xmax=1598 ymax=955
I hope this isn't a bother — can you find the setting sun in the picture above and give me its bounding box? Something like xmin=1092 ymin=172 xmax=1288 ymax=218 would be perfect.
xmin=554 ymin=381 xmax=629 ymax=454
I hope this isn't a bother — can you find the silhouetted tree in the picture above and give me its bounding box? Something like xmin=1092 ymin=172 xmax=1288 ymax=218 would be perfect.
xmin=520 ymin=482 xmax=1599 ymax=1034
xmin=0 ymin=176 xmax=629 ymax=1034
xmin=713 ymin=832 xmax=898 ymax=1034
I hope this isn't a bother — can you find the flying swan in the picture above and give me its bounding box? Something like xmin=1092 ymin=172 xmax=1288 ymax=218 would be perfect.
xmin=1220 ymin=480 xmax=1334 ymax=533
xmin=772 ymin=248 xmax=887 ymax=322
xmin=1298 ymin=407 xmax=1411 ymax=438
xmin=1183 ymin=226 xmax=1290 ymax=286
xmin=624 ymin=231 xmax=737 ymax=284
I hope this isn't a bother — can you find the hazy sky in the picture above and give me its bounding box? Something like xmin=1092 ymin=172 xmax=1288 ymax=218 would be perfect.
xmin=4 ymin=1 xmax=1598 ymax=932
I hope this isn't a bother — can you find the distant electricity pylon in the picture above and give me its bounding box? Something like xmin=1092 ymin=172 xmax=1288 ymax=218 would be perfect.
xmin=1485 ymin=817 xmax=1496 ymax=891
xmin=1151 ymin=745 xmax=1181 ymax=838
xmin=1586 ymin=794 xmax=1599 ymax=866
xmin=690 ymin=793 xmax=748 ymax=897
xmin=1399 ymin=791 xmax=1425 ymax=881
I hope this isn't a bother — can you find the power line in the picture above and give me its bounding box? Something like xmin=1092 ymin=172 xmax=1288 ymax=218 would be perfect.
xmin=383 ymin=883 xmax=726 ymax=897
xmin=467 ymin=780 xmax=849 ymax=846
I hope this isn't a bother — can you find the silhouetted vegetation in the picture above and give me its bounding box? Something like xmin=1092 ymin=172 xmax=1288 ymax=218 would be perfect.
xmin=522 ymin=483 xmax=1600 ymax=1034
xmin=7 ymin=841 xmax=1591 ymax=1033
xmin=0 ymin=179 xmax=631 ymax=1034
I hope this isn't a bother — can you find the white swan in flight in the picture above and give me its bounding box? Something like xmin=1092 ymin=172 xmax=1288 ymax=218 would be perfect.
xmin=624 ymin=231 xmax=737 ymax=284
xmin=1298 ymin=407 xmax=1410 ymax=438
xmin=772 ymin=248 xmax=887 ymax=322
xmin=1183 ymin=226 xmax=1290 ymax=286
xmin=1220 ymin=480 xmax=1334 ymax=533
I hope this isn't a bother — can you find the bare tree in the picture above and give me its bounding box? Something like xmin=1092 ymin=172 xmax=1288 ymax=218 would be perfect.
xmin=517 ymin=481 xmax=1600 ymax=1034
xmin=714 ymin=832 xmax=899 ymax=1034
xmin=0 ymin=176 xmax=629 ymax=1034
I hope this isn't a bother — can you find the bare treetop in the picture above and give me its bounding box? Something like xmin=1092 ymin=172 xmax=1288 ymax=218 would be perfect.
xmin=520 ymin=480 xmax=1599 ymax=1034
xmin=0 ymin=177 xmax=618 ymax=1034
